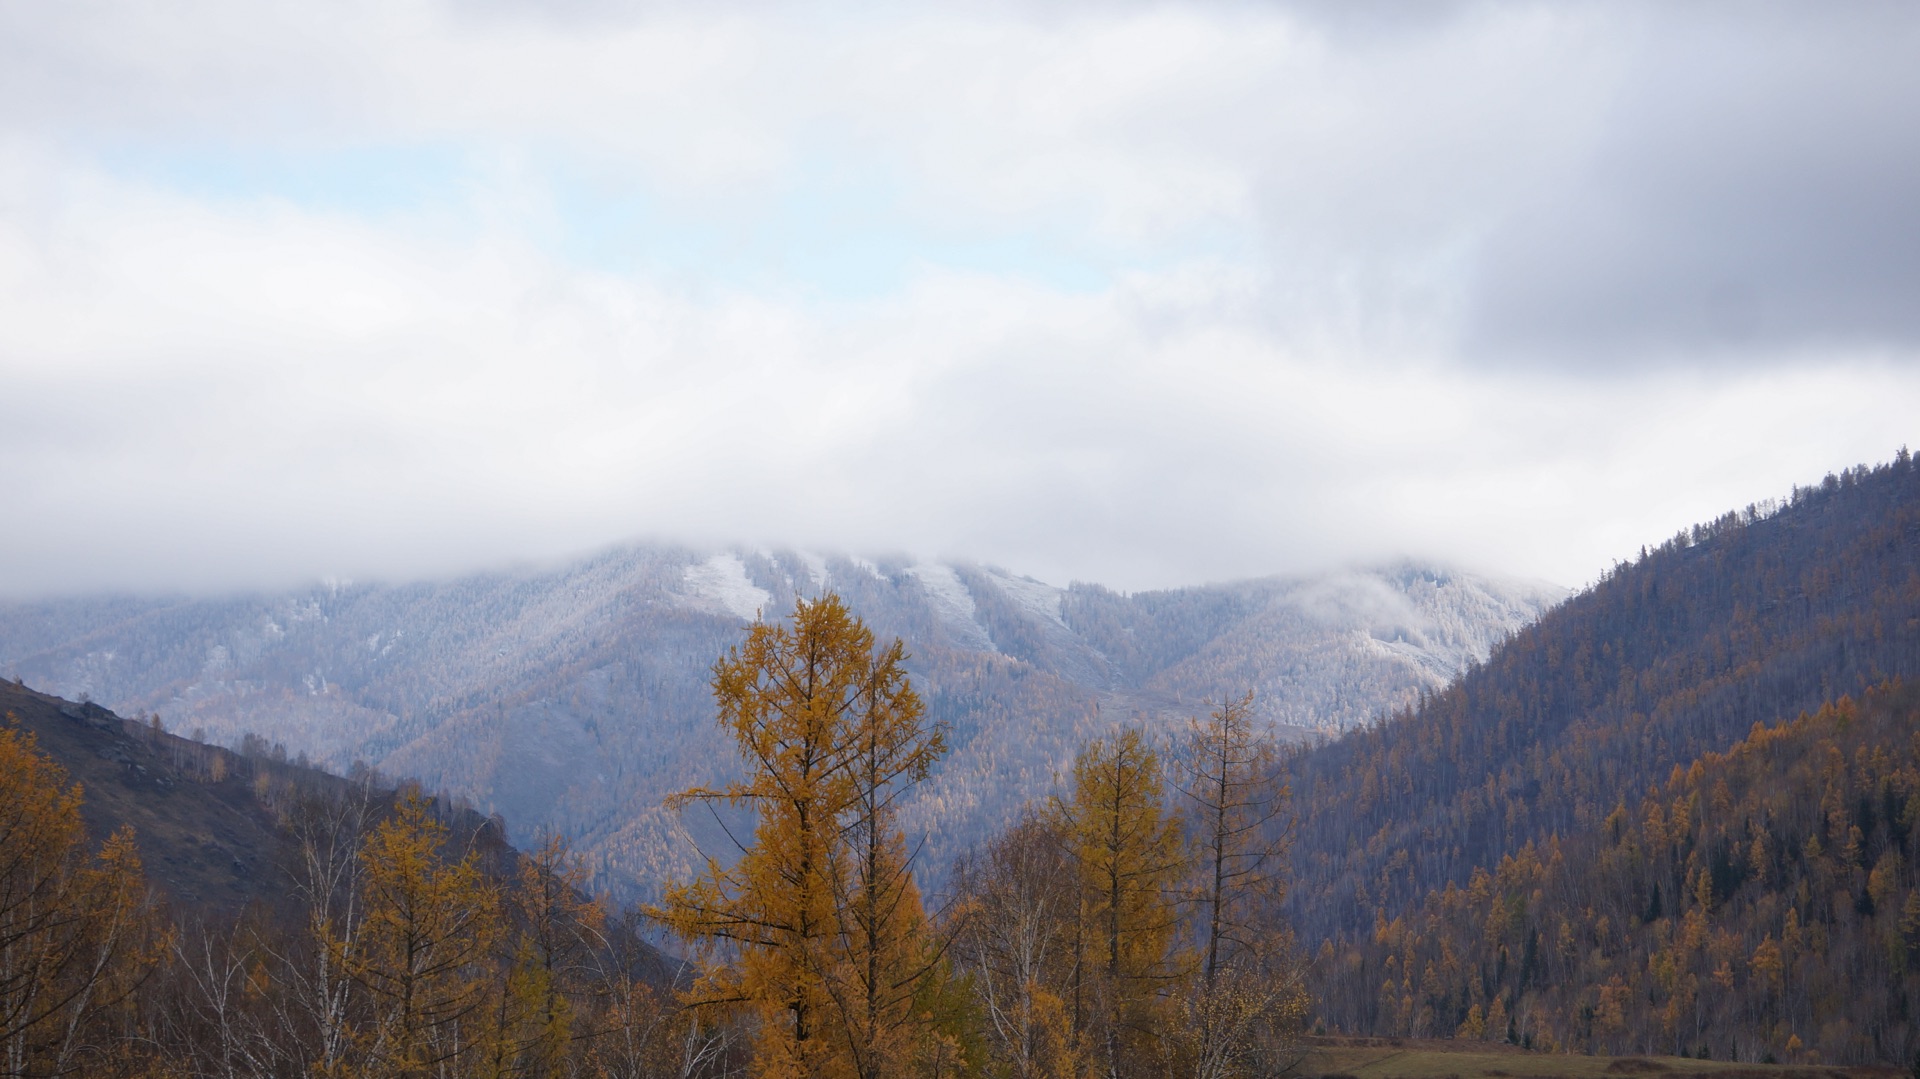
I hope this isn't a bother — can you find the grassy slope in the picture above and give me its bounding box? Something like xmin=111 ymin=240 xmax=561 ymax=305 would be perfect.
xmin=0 ymin=677 xmax=301 ymax=914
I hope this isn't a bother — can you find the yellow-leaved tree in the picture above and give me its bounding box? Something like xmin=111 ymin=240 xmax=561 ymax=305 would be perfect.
xmin=0 ymin=722 xmax=166 ymax=1078
xmin=489 ymin=834 xmax=606 ymax=1079
xmin=828 ymin=626 xmax=947 ymax=1079
xmin=338 ymin=790 xmax=502 ymax=1078
xmin=1053 ymin=728 xmax=1186 ymax=1079
xmin=650 ymin=593 xmax=947 ymax=1079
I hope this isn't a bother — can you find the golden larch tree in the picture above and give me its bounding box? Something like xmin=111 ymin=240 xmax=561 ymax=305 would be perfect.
xmin=1053 ymin=728 xmax=1186 ymax=1079
xmin=487 ymin=834 xmax=606 ymax=1078
xmin=339 ymin=790 xmax=503 ymax=1078
xmin=826 ymin=633 xmax=946 ymax=1079
xmin=0 ymin=722 xmax=165 ymax=1078
xmin=651 ymin=592 xmax=939 ymax=1079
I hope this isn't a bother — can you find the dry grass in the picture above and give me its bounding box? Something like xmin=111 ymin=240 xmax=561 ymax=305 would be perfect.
xmin=1293 ymin=1038 xmax=1893 ymax=1079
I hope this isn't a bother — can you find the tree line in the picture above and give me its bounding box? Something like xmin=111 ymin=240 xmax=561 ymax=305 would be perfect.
xmin=650 ymin=594 xmax=1307 ymax=1079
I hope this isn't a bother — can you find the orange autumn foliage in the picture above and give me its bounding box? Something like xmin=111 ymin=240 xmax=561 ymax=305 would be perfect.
xmin=650 ymin=594 xmax=948 ymax=1079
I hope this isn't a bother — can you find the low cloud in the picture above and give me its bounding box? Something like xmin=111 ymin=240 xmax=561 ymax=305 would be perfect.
xmin=0 ymin=2 xmax=1916 ymax=597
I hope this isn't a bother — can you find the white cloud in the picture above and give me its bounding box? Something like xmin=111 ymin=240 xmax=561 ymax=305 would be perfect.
xmin=0 ymin=2 xmax=1916 ymax=598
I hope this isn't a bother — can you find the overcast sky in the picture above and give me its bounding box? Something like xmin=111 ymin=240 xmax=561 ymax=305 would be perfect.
xmin=2 ymin=1 xmax=1917 ymax=598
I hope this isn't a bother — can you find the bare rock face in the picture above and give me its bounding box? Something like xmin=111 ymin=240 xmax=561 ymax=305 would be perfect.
xmin=0 ymin=546 xmax=1562 ymax=895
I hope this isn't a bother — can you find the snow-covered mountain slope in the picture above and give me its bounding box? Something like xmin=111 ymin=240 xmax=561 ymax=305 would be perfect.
xmin=0 ymin=545 xmax=1563 ymax=895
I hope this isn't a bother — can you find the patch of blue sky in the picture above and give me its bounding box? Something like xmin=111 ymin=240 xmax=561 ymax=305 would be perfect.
xmin=544 ymin=160 xmax=1116 ymax=301
xmin=91 ymin=139 xmax=1229 ymax=301
xmin=91 ymin=139 xmax=472 ymax=221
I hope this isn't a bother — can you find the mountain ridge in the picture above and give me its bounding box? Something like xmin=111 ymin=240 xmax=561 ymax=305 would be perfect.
xmin=0 ymin=546 xmax=1563 ymax=894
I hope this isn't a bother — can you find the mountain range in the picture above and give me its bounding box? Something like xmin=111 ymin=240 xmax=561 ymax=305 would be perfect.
xmin=8 ymin=454 xmax=1919 ymax=1063
xmin=0 ymin=550 xmax=1561 ymax=894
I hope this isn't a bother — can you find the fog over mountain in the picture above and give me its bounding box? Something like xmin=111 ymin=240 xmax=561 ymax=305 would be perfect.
xmin=4 ymin=4 xmax=1916 ymax=601
xmin=0 ymin=544 xmax=1560 ymax=894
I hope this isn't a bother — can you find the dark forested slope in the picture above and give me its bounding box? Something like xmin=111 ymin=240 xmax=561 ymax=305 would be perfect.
xmin=0 ymin=680 xmax=682 ymax=1075
xmin=1318 ymin=679 xmax=1920 ymax=1062
xmin=1289 ymin=452 xmax=1920 ymax=950
xmin=0 ymin=677 xmax=513 ymax=920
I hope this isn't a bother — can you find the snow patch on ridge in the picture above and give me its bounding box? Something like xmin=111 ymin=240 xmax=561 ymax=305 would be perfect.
xmin=907 ymin=563 xmax=997 ymax=652
xmin=987 ymin=568 xmax=1067 ymax=627
xmin=683 ymin=554 xmax=771 ymax=622
xmin=797 ymin=551 xmax=829 ymax=590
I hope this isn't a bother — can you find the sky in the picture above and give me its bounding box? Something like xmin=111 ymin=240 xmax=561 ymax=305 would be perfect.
xmin=2 ymin=1 xmax=1918 ymax=598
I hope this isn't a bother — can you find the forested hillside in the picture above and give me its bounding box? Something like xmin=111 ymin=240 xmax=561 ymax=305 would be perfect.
xmin=1287 ymin=451 xmax=1920 ymax=1059
xmin=0 ymin=551 xmax=1557 ymax=894
xmin=0 ymin=681 xmax=684 ymax=1075
xmin=0 ymin=677 xmax=382 ymax=916
xmin=1320 ymin=680 xmax=1920 ymax=1062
